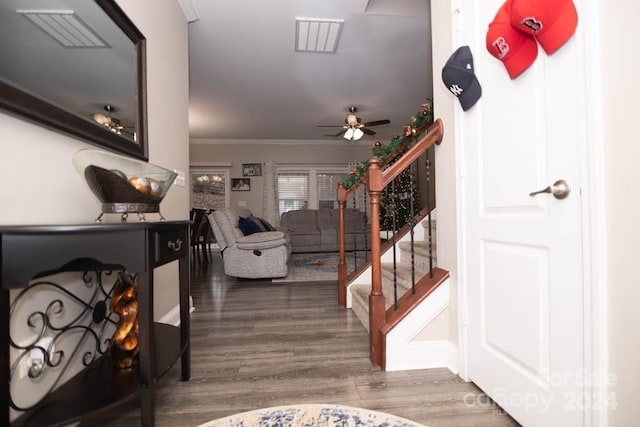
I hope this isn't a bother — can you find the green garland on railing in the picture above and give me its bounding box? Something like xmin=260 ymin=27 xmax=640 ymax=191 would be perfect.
xmin=342 ymin=100 xmax=434 ymax=190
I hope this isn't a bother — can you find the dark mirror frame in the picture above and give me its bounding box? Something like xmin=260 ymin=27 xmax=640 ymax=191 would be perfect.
xmin=0 ymin=0 xmax=148 ymax=161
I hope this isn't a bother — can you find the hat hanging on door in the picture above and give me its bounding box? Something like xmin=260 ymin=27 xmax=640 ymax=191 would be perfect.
xmin=486 ymin=1 xmax=538 ymax=79
xmin=441 ymin=46 xmax=482 ymax=111
xmin=510 ymin=0 xmax=579 ymax=55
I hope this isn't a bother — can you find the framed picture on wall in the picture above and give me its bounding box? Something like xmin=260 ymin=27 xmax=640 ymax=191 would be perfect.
xmin=242 ymin=163 xmax=262 ymax=176
xmin=231 ymin=178 xmax=251 ymax=191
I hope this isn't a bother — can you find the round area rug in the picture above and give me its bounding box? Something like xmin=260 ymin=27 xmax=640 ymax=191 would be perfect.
xmin=199 ymin=403 xmax=426 ymax=427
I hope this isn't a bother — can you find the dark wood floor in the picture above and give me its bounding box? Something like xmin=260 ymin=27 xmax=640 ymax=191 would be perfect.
xmin=79 ymin=253 xmax=519 ymax=427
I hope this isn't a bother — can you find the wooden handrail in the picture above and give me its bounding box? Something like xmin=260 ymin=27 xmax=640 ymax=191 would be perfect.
xmin=336 ymin=119 xmax=443 ymax=307
xmin=380 ymin=118 xmax=443 ymax=189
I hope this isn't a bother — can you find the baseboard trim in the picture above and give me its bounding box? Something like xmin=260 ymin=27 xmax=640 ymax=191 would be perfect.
xmin=448 ymin=342 xmax=459 ymax=375
xmin=159 ymin=295 xmax=195 ymax=326
xmin=385 ymin=340 xmax=450 ymax=371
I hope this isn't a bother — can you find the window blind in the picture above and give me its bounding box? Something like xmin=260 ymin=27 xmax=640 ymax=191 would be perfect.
xmin=278 ymin=172 xmax=309 ymax=213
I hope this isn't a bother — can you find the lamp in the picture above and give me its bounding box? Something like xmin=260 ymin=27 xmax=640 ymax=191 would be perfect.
xmin=91 ymin=105 xmax=124 ymax=135
xmin=343 ymin=127 xmax=364 ymax=141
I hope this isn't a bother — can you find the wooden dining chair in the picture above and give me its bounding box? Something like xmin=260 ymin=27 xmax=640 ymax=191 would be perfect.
xmin=190 ymin=208 xmax=208 ymax=263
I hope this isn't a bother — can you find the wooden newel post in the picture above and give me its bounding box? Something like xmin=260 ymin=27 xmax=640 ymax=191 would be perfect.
xmin=337 ymin=182 xmax=347 ymax=308
xmin=367 ymin=158 xmax=385 ymax=366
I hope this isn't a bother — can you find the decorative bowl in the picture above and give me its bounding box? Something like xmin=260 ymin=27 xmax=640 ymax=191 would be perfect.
xmin=73 ymin=149 xmax=177 ymax=220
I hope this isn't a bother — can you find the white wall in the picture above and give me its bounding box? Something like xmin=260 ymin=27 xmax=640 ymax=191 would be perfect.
xmin=430 ymin=0 xmax=460 ymax=363
xmin=0 ymin=0 xmax=190 ymax=319
xmin=119 ymin=0 xmax=191 ymax=319
xmin=600 ymin=1 xmax=640 ymax=424
xmin=190 ymin=141 xmax=372 ymax=214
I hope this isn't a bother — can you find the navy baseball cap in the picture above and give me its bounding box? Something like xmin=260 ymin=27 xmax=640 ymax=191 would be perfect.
xmin=442 ymin=46 xmax=482 ymax=111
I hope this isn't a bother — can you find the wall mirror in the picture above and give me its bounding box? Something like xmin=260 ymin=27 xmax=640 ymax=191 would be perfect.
xmin=0 ymin=0 xmax=148 ymax=160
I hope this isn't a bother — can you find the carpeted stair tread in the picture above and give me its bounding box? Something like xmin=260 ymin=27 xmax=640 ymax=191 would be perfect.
xmin=396 ymin=241 xmax=437 ymax=269
xmin=352 ymin=253 xmax=435 ymax=328
xmin=349 ymin=216 xmax=439 ymax=331
xmin=399 ymin=239 xmax=429 ymax=249
xmin=353 ymin=265 xmax=419 ymax=307
xmin=421 ymin=218 xmax=436 ymax=231
xmin=350 ymin=284 xmax=372 ymax=332
xmin=351 ymin=281 xmax=403 ymax=327
xmin=398 ymin=239 xmax=436 ymax=259
xmin=382 ymin=262 xmax=429 ymax=285
xmin=398 ymin=240 xmax=431 ymax=257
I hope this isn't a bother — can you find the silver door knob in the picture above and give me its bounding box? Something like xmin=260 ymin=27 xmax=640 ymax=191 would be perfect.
xmin=529 ymin=179 xmax=571 ymax=199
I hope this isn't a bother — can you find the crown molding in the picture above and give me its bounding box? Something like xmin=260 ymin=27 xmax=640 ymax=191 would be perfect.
xmin=189 ymin=161 xmax=233 ymax=168
xmin=189 ymin=138 xmax=372 ymax=146
xmin=177 ymin=0 xmax=199 ymax=23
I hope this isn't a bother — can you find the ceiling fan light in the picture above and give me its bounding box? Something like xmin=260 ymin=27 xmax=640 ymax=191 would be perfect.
xmin=346 ymin=113 xmax=358 ymax=126
xmin=353 ymin=128 xmax=364 ymax=140
xmin=343 ymin=128 xmax=355 ymax=140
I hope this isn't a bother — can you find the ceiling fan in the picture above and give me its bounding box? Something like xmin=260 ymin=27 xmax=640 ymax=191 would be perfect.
xmin=317 ymin=106 xmax=390 ymax=141
xmin=91 ymin=105 xmax=133 ymax=136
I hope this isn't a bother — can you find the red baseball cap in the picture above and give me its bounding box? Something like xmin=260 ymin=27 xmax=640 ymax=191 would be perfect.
xmin=486 ymin=2 xmax=538 ymax=79
xmin=510 ymin=0 xmax=578 ymax=55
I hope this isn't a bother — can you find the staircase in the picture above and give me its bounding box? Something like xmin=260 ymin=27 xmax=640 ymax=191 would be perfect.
xmin=336 ymin=118 xmax=451 ymax=371
xmin=350 ymin=218 xmax=437 ymax=332
xmin=348 ymin=217 xmax=450 ymax=372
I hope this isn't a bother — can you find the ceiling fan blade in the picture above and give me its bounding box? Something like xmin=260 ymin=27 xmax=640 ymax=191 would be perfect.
xmin=361 ymin=127 xmax=376 ymax=136
xmin=324 ymin=129 xmax=347 ymax=137
xmin=362 ymin=119 xmax=390 ymax=127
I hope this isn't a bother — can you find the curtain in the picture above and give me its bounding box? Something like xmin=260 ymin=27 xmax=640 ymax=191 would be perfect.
xmin=346 ymin=162 xmax=367 ymax=213
xmin=352 ymin=185 xmax=367 ymax=213
xmin=262 ymin=160 xmax=280 ymax=226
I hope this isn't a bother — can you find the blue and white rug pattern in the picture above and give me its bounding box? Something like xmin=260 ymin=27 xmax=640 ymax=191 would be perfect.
xmin=199 ymin=403 xmax=427 ymax=427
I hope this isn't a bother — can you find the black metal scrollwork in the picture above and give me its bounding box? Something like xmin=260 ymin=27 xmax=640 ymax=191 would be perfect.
xmin=9 ymin=270 xmax=123 ymax=412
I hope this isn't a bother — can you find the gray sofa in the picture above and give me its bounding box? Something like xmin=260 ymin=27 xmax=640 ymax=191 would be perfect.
xmin=279 ymin=208 xmax=369 ymax=253
xmin=208 ymin=208 xmax=291 ymax=279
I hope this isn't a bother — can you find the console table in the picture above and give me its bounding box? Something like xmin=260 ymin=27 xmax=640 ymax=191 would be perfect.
xmin=0 ymin=221 xmax=191 ymax=426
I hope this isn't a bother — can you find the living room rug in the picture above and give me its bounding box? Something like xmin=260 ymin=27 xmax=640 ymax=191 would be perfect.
xmin=198 ymin=403 xmax=426 ymax=427
xmin=273 ymin=252 xmax=368 ymax=283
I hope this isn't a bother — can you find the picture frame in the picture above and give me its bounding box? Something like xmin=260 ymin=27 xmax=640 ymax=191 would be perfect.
xmin=231 ymin=178 xmax=251 ymax=191
xmin=242 ymin=163 xmax=262 ymax=177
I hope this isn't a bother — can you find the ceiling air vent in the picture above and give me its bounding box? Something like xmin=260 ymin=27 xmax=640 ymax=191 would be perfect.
xmin=17 ymin=9 xmax=109 ymax=48
xmin=295 ymin=18 xmax=344 ymax=53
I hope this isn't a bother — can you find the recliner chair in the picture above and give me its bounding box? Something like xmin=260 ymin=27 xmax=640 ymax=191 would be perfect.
xmin=208 ymin=208 xmax=291 ymax=279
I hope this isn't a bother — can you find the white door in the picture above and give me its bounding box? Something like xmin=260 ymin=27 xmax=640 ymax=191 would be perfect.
xmin=461 ymin=1 xmax=587 ymax=425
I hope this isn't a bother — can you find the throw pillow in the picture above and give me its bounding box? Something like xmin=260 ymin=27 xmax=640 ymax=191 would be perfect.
xmin=256 ymin=217 xmax=276 ymax=231
xmin=250 ymin=215 xmax=268 ymax=232
xmin=238 ymin=216 xmax=262 ymax=235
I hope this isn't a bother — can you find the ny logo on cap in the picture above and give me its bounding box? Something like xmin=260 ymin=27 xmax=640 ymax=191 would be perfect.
xmin=449 ymin=84 xmax=463 ymax=96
